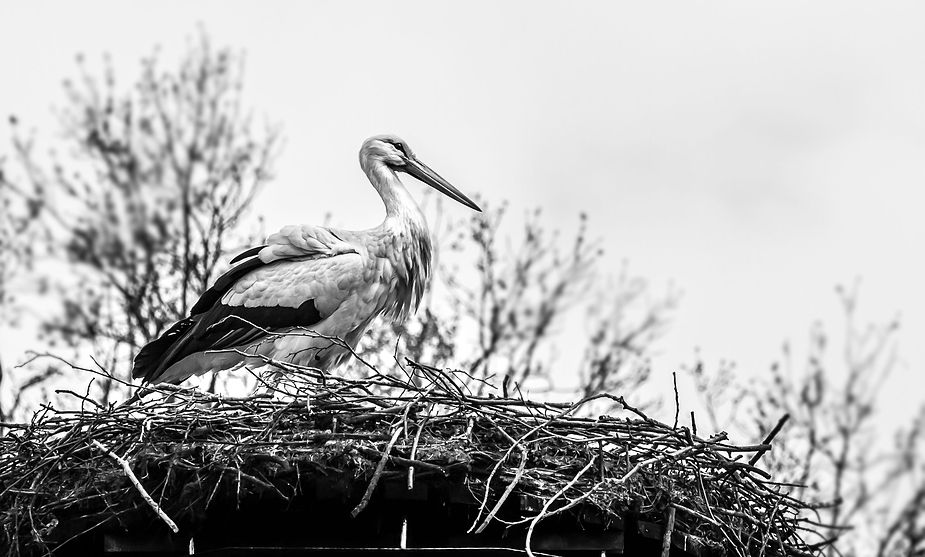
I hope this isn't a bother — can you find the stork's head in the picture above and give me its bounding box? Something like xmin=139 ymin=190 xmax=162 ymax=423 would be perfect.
xmin=360 ymin=134 xmax=481 ymax=212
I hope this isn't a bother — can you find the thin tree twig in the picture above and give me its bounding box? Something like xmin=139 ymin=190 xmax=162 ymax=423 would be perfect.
xmin=90 ymin=440 xmax=179 ymax=533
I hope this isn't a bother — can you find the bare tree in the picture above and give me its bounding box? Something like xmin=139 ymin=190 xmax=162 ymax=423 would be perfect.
xmin=578 ymin=264 xmax=678 ymax=406
xmin=3 ymin=31 xmax=279 ymax=406
xmin=874 ymin=406 xmax=925 ymax=556
xmin=690 ymin=282 xmax=922 ymax=555
xmin=757 ymin=284 xmax=899 ymax=552
xmin=687 ymin=357 xmax=744 ymax=434
xmin=459 ymin=206 xmax=600 ymax=388
xmin=0 ymin=150 xmax=59 ymax=421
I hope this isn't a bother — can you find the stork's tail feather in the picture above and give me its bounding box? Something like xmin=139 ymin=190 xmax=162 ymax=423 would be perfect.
xmin=132 ymin=317 xmax=196 ymax=382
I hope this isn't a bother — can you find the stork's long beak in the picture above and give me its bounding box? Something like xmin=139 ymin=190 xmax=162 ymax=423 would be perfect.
xmin=402 ymin=155 xmax=481 ymax=212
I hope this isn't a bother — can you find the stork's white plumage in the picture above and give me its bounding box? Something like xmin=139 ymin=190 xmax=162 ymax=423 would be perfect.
xmin=132 ymin=135 xmax=480 ymax=386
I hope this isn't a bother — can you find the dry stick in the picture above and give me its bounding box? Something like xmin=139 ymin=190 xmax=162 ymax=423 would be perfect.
xmin=758 ymin=495 xmax=786 ymax=556
xmin=90 ymin=440 xmax=179 ymax=534
xmin=353 ymin=447 xmax=448 ymax=476
xmin=713 ymin=414 xmax=791 ymax=487
xmin=407 ymin=403 xmax=434 ymax=490
xmin=351 ymin=426 xmax=403 ymax=517
xmin=748 ymin=413 xmax=790 ymax=467
xmin=473 ymin=448 xmax=529 ymax=534
xmin=524 ymin=458 xmax=597 ymax=557
xmin=672 ymin=372 xmax=680 ymax=430
xmin=204 ymin=468 xmax=226 ymax=510
xmin=468 ymin=417 xmax=527 ymax=533
xmin=661 ymin=506 xmax=677 ymax=557
xmin=598 ymin=440 xmax=606 ymax=482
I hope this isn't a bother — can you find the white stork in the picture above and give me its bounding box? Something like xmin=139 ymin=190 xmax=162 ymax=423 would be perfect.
xmin=132 ymin=135 xmax=480 ymax=386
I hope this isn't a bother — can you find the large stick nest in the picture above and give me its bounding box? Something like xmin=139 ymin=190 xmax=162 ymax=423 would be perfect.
xmin=0 ymin=357 xmax=828 ymax=556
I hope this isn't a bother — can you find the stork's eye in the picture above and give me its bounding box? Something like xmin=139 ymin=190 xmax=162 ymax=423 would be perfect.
xmin=393 ymin=142 xmax=405 ymax=154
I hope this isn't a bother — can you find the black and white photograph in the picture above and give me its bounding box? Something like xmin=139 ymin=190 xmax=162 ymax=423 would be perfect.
xmin=1 ymin=2 xmax=923 ymax=556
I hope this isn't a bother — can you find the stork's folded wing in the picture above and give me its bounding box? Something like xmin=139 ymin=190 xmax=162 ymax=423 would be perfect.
xmin=132 ymin=224 xmax=362 ymax=385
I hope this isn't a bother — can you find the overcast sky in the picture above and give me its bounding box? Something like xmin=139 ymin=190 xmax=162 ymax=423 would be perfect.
xmin=2 ymin=1 xmax=924 ymax=424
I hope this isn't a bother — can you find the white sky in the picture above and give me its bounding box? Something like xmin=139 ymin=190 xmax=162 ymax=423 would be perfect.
xmin=2 ymin=1 xmax=924 ymax=426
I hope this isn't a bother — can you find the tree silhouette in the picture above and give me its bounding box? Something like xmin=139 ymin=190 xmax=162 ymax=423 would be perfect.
xmin=1 ymin=32 xmax=279 ymax=405
xmin=690 ymin=283 xmax=924 ymax=555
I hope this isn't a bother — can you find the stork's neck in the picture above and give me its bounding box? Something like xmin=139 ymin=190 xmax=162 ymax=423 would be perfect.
xmin=361 ymin=158 xmax=432 ymax=319
xmin=363 ymin=159 xmax=426 ymax=224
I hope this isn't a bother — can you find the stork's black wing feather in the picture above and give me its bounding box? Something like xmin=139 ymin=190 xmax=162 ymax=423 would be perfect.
xmin=132 ymin=297 xmax=323 ymax=384
xmin=132 ymin=317 xmax=195 ymax=379
xmin=229 ymin=244 xmax=268 ymax=264
xmin=133 ymin=298 xmax=322 ymax=383
xmin=190 ymin=255 xmax=264 ymax=315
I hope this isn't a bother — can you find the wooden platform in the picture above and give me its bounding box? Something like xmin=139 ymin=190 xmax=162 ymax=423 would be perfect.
xmin=56 ymin=475 xmax=716 ymax=557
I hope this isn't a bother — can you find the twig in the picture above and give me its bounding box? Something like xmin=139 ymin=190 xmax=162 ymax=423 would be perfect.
xmin=474 ymin=448 xmax=529 ymax=533
xmin=661 ymin=506 xmax=676 ymax=557
xmin=748 ymin=413 xmax=790 ymax=467
xmin=407 ymin=403 xmax=435 ymax=490
xmin=90 ymin=440 xmax=179 ymax=533
xmin=672 ymin=372 xmax=680 ymax=430
xmin=525 ymin=458 xmax=597 ymax=557
xmin=351 ymin=426 xmax=403 ymax=517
